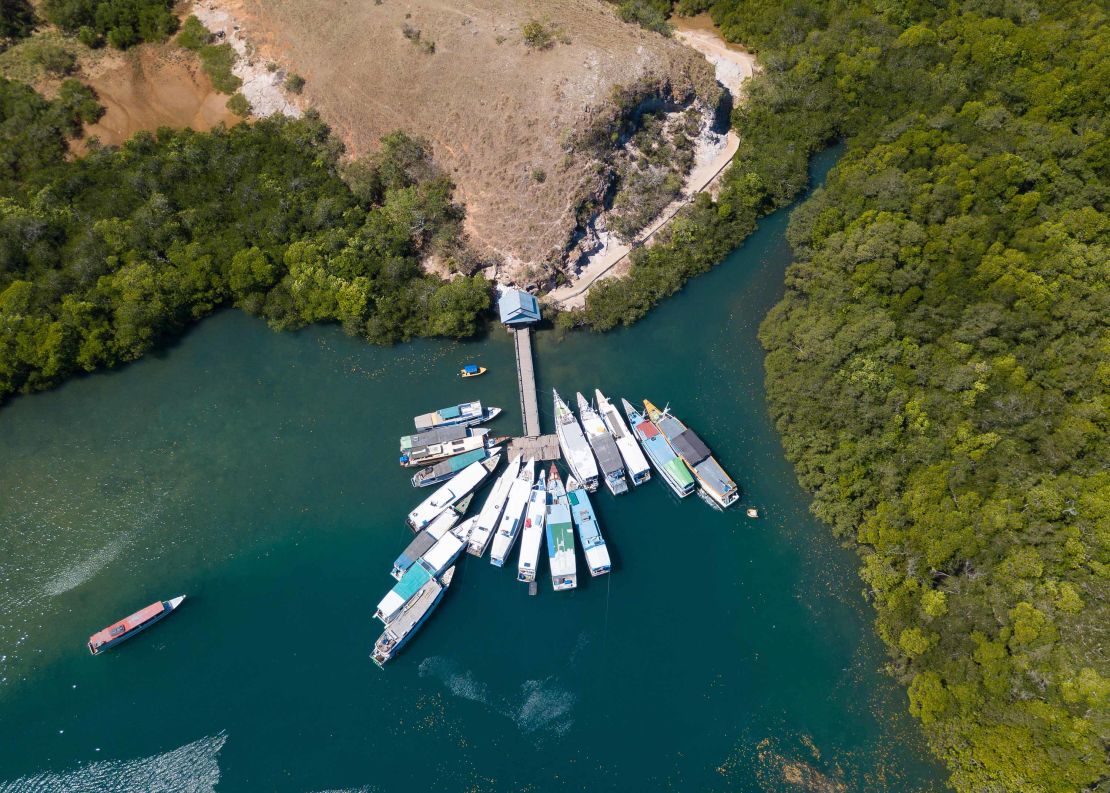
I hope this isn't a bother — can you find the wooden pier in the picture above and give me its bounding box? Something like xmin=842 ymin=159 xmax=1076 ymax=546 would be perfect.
xmin=506 ymin=434 xmax=561 ymax=462
xmin=513 ymin=327 xmax=542 ymax=437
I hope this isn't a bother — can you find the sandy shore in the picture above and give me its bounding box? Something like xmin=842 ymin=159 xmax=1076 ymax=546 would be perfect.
xmin=546 ymin=16 xmax=757 ymax=310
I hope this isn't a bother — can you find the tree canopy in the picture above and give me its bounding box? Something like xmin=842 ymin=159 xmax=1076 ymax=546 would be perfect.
xmin=0 ymin=84 xmax=490 ymax=402
xmin=579 ymin=0 xmax=1108 ymax=789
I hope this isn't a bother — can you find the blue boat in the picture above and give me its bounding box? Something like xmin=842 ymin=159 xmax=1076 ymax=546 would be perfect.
xmin=460 ymin=364 xmax=487 ymax=378
xmin=565 ymin=477 xmax=611 ymax=577
xmin=621 ymin=399 xmax=696 ymax=499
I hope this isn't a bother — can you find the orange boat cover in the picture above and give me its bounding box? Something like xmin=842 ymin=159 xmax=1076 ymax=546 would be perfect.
xmin=88 ymin=601 xmax=165 ymax=646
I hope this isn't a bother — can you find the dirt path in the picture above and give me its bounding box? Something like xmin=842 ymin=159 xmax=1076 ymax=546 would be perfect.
xmin=547 ymin=16 xmax=757 ymax=310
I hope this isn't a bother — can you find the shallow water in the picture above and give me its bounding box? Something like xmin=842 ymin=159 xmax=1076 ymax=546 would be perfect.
xmin=0 ymin=149 xmax=943 ymax=791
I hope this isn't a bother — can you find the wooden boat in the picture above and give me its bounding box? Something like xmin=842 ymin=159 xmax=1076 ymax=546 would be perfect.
xmin=460 ymin=364 xmax=487 ymax=378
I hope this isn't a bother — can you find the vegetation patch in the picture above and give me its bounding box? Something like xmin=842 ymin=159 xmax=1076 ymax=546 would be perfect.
xmin=0 ymin=83 xmax=490 ymax=402
xmin=521 ymin=19 xmax=567 ymax=49
xmin=0 ymin=0 xmax=37 ymax=45
xmin=41 ymin=0 xmax=178 ymax=49
xmin=0 ymin=32 xmax=80 ymax=82
xmin=197 ymin=42 xmax=240 ymax=94
xmin=566 ymin=1 xmax=1109 ymax=791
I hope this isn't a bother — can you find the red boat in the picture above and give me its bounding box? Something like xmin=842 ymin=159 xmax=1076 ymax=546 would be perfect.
xmin=88 ymin=596 xmax=185 ymax=655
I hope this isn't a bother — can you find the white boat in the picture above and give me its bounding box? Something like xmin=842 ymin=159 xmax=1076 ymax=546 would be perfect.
xmin=547 ymin=469 xmax=578 ymax=589
xmin=372 ymin=567 xmax=454 ymax=667
xmin=468 ymin=455 xmax=521 ymax=557
xmin=415 ymin=517 xmax=476 ymax=579
xmin=596 ymin=389 xmax=650 ymax=486
xmin=406 ymin=455 xmax=500 ymax=531
xmin=413 ymin=401 xmax=501 ymax=431
xmin=490 ymin=458 xmax=535 ymax=567
xmin=577 ymin=392 xmax=628 ymax=495
xmin=516 ymin=467 xmax=548 ymax=582
xmin=553 ymin=390 xmax=598 ymax=492
xmin=392 ymin=509 xmax=458 ymax=580
xmin=567 ymin=476 xmax=611 ymax=576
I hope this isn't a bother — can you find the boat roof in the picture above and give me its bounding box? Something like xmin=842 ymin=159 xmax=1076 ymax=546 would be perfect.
xmin=636 ymin=419 xmax=660 ymax=439
xmin=378 ymin=565 xmax=432 ymax=619
xmin=400 ymin=425 xmax=469 ymax=451
xmin=546 ymin=505 xmax=576 ymax=575
xmin=383 ymin=577 xmax=444 ymax=640
xmin=566 ymin=488 xmax=603 ymax=544
xmin=584 ymin=543 xmax=611 ymax=570
xmin=614 ymin=435 xmax=650 ymax=474
xmin=670 ymin=429 xmax=710 ymax=465
xmin=88 ymin=601 xmax=165 ymax=644
xmin=694 ymin=456 xmax=737 ymax=495
xmin=587 ymin=432 xmax=624 ymax=475
xmin=425 ymin=448 xmax=487 ymax=476
xmin=414 ymin=401 xmax=482 ymax=430
xmin=463 ymin=364 xmax=480 ymax=373
xmin=420 ymin=533 xmax=465 ymax=575
xmin=657 ymin=414 xmax=686 ymax=439
xmin=395 ymin=531 xmax=438 ymax=568
xmin=519 ymin=518 xmax=544 ymax=569
xmin=665 ymin=456 xmax=696 ymax=485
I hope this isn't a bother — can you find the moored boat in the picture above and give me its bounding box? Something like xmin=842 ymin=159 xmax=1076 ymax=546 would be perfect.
xmin=566 ymin=476 xmax=610 ymax=576
xmin=516 ymin=467 xmax=548 ymax=582
xmin=469 ymin=455 xmax=521 ymax=556
xmin=553 ymin=389 xmax=598 ymax=492
xmin=490 ymin=458 xmax=535 ymax=567
xmin=87 ymin=596 xmax=185 ymax=655
xmin=459 ymin=364 xmax=487 ymax=378
xmin=406 ymin=455 xmax=500 ymax=531
xmin=596 ymin=389 xmax=650 ymax=486
xmin=400 ymin=433 xmax=502 ymax=468
xmin=546 ymin=469 xmax=578 ymax=589
xmin=622 ymin=399 xmax=696 ymax=499
xmin=392 ymin=510 xmax=458 ymax=580
xmin=577 ymin=392 xmax=628 ymax=495
xmin=372 ymin=567 xmax=455 ymax=667
xmin=399 ymin=425 xmax=486 ymax=453
xmin=644 ymin=400 xmax=739 ymax=509
xmin=413 ymin=401 xmax=501 ymax=431
xmin=411 ymin=446 xmax=500 ymax=488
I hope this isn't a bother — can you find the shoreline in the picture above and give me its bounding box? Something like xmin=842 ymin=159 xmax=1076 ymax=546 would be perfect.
xmin=545 ymin=16 xmax=758 ymax=310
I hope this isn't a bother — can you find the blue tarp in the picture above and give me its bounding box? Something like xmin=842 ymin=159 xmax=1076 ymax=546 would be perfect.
xmin=463 ymin=364 xmax=480 ymax=374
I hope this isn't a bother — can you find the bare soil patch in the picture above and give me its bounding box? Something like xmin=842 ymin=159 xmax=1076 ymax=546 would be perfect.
xmin=77 ymin=44 xmax=239 ymax=151
xmin=213 ymin=0 xmax=713 ymax=277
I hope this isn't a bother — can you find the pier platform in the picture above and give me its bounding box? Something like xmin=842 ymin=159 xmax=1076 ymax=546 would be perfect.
xmin=506 ymin=435 xmax=561 ymax=462
xmin=513 ymin=328 xmax=541 ymax=437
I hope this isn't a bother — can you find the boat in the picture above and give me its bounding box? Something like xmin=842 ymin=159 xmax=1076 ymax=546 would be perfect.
xmin=87 ymin=596 xmax=185 ymax=655
xmin=400 ymin=433 xmax=502 ymax=468
xmin=490 ymin=458 xmax=535 ymax=567
xmin=746 ymin=508 xmax=759 ymax=518
xmin=413 ymin=517 xmax=476 ymax=579
xmin=376 ymin=564 xmax=433 ymax=623
xmin=644 ymin=400 xmax=739 ymax=509
xmin=546 ymin=469 xmax=578 ymax=589
xmin=566 ymin=476 xmax=610 ymax=576
xmin=406 ymin=455 xmax=500 ymax=531
xmin=391 ymin=510 xmax=458 ymax=580
xmin=469 ymin=455 xmax=521 ymax=556
xmin=411 ymin=446 xmax=501 ymax=487
xmin=553 ymin=390 xmax=598 ymax=492
xmin=372 ymin=567 xmax=455 ymax=667
xmin=577 ymin=392 xmax=628 ymax=495
xmin=622 ymin=399 xmax=696 ymax=499
xmin=595 ymin=389 xmax=650 ymax=486
xmin=399 ymin=425 xmax=486 ymax=453
xmin=460 ymin=364 xmax=487 ymax=378
xmin=516 ymin=467 xmax=548 ymax=582
xmin=413 ymin=401 xmax=501 ymax=431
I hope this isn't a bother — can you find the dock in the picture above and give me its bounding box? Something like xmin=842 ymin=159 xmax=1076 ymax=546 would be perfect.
xmin=506 ymin=434 xmax=561 ymax=462
xmin=513 ymin=328 xmax=541 ymax=437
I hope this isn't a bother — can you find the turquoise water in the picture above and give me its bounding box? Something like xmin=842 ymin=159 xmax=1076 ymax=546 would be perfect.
xmin=0 ymin=151 xmax=944 ymax=791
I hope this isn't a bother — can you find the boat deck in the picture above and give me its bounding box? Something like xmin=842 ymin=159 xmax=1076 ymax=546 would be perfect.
xmin=387 ymin=579 xmax=444 ymax=637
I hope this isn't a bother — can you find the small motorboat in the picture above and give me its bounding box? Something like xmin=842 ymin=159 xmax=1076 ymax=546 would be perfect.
xmin=460 ymin=364 xmax=487 ymax=378
xmin=746 ymin=508 xmax=760 ymax=518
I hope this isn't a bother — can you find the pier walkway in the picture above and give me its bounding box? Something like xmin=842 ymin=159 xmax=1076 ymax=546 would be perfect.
xmin=513 ymin=328 xmax=541 ymax=437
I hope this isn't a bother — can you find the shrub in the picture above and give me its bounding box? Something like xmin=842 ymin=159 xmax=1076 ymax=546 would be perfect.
xmin=283 ymin=73 xmax=304 ymax=93
xmin=226 ymin=92 xmax=251 ymax=117
xmin=42 ymin=0 xmax=177 ymax=49
xmin=198 ymin=43 xmax=240 ymax=94
xmin=522 ymin=20 xmax=554 ymax=49
xmin=175 ymin=15 xmax=210 ymax=51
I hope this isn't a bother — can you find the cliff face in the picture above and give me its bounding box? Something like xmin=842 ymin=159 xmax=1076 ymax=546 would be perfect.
xmin=220 ymin=0 xmax=715 ymax=279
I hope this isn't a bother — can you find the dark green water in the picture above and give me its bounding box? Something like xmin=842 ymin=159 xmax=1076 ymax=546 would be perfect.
xmin=0 ymin=151 xmax=944 ymax=791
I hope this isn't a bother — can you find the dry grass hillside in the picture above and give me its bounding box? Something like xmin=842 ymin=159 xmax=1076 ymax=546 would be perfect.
xmin=217 ymin=0 xmax=715 ymax=277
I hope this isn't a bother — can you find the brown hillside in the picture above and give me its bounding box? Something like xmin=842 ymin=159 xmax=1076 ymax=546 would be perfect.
xmin=217 ymin=0 xmax=714 ymax=272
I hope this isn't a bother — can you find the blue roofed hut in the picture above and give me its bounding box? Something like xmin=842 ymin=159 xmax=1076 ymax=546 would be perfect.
xmin=498 ymin=288 xmax=541 ymax=327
